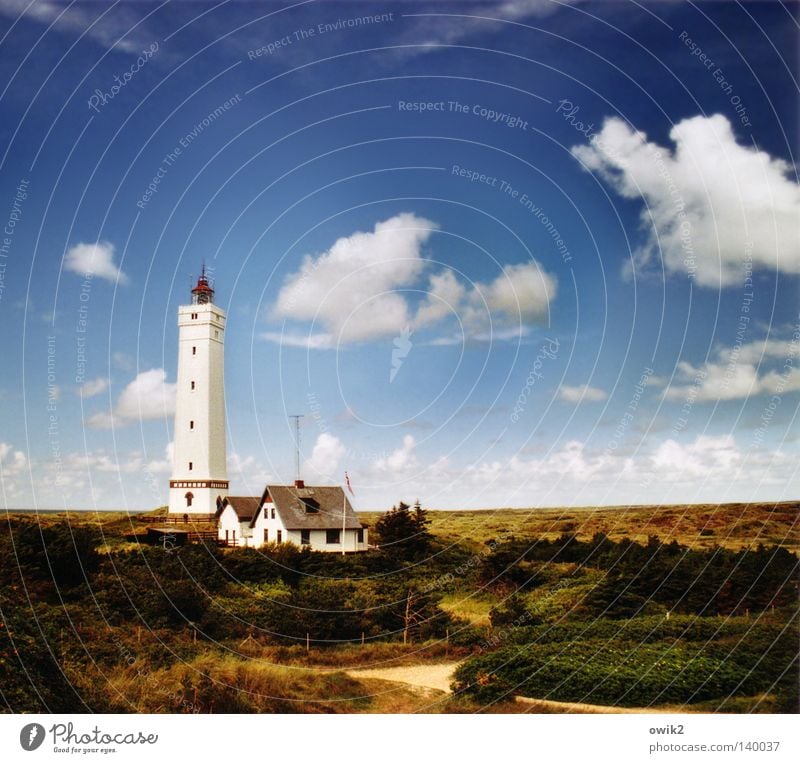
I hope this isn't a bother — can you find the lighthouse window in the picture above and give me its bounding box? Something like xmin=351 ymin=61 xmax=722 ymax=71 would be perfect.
xmin=215 ymin=330 xmax=219 ymax=338
xmin=190 ymin=421 xmax=194 ymax=430
xmin=188 ymin=462 xmax=193 ymax=471
xmin=185 ymin=492 xmax=193 ymax=507
xmin=191 ymin=381 xmax=195 ymax=390
xmin=191 ymin=312 xmax=198 ymax=319
xmin=192 ymin=346 xmax=196 ymax=355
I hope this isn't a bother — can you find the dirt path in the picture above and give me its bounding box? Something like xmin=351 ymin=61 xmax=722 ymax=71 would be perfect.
xmin=346 ymin=661 xmax=691 ymax=713
xmin=514 ymin=696 xmax=689 ymax=714
xmin=345 ymin=661 xmax=460 ymax=693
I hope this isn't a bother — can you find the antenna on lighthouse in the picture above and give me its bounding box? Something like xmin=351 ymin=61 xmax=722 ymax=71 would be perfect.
xmin=290 ymin=414 xmax=304 ymax=482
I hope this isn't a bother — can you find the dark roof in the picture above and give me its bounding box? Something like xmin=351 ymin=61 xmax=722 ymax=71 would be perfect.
xmin=265 ymin=484 xmax=362 ymax=530
xmin=217 ymin=495 xmax=261 ymax=522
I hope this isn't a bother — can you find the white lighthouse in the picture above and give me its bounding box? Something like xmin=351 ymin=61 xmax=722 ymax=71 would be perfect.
xmin=168 ymin=269 xmax=229 ymax=515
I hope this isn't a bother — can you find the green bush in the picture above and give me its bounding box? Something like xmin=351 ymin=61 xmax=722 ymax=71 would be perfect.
xmin=453 ymin=618 xmax=798 ymax=707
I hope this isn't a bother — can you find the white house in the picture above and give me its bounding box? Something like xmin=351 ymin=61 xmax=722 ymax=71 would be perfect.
xmin=216 ymin=481 xmax=368 ymax=553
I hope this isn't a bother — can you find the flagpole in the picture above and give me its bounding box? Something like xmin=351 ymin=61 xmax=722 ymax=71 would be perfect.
xmin=342 ymin=486 xmax=347 ymax=556
xmin=343 ymin=472 xmax=354 ymax=555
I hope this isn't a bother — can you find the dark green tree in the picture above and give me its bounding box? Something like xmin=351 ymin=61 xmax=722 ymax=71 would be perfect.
xmin=373 ymin=500 xmax=432 ymax=559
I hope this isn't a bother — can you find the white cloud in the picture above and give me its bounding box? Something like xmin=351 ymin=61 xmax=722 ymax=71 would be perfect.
xmin=269 ymin=214 xmax=557 ymax=347
xmin=64 ymin=450 xmax=142 ymax=474
xmin=304 ymin=433 xmax=347 ymax=478
xmin=273 ymin=213 xmax=437 ymax=343
xmin=87 ymin=368 xmax=175 ymax=428
xmin=662 ymin=336 xmax=800 ymax=402
xmin=147 ymin=442 xmax=174 ymax=475
xmin=64 ymin=241 xmax=128 ymax=284
xmin=414 ymin=269 xmax=465 ymax=328
xmin=651 ymin=435 xmax=740 ymax=478
xmin=558 ymin=384 xmax=608 ymax=403
xmin=78 ymin=377 xmax=109 ymax=397
xmin=112 ymin=352 xmax=135 ymax=371
xmin=227 ymin=451 xmax=273 ymax=489
xmin=0 ymin=442 xmax=27 ymax=475
xmin=571 ymin=114 xmax=800 ymax=286
xmin=259 ymin=331 xmax=335 ymax=350
xmin=347 ymin=432 xmax=798 ymax=509
xmin=393 ymin=0 xmax=578 ymax=60
xmin=0 ymin=1 xmax=148 ymax=53
xmin=475 ymin=262 xmax=556 ymax=324
xmin=415 ymin=262 xmax=556 ymax=338
xmin=373 ymin=434 xmax=419 ymax=473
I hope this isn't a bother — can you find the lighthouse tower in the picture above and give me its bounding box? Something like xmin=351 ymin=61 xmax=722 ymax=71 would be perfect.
xmin=168 ymin=269 xmax=228 ymax=515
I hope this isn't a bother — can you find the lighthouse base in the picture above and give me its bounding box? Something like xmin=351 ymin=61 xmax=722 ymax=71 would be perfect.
xmin=168 ymin=480 xmax=229 ymax=515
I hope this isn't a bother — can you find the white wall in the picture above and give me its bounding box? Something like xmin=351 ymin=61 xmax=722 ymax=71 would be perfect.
xmin=169 ymin=302 xmax=228 ymax=514
xmin=217 ymin=506 xmax=249 ymax=547
xmin=218 ymin=501 xmax=369 ymax=552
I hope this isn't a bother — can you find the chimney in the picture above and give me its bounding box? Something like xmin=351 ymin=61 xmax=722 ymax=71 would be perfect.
xmin=294 ymin=479 xmax=305 ymax=489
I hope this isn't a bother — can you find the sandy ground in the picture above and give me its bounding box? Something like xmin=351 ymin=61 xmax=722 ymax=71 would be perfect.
xmin=345 ymin=662 xmax=460 ymax=693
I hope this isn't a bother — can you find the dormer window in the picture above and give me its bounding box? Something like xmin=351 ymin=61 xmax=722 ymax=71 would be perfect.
xmin=302 ymin=499 xmax=319 ymax=514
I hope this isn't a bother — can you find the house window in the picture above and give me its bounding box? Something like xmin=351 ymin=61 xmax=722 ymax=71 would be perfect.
xmin=277 ymin=530 xmax=282 ymax=544
xmin=192 ymin=346 xmax=196 ymax=355
xmin=188 ymin=462 xmax=193 ymax=471
xmin=300 ymin=529 xmax=310 ymax=546
xmin=185 ymin=492 xmax=193 ymax=507
xmin=270 ymin=507 xmax=275 ymax=519
xmin=357 ymin=528 xmax=364 ymax=544
xmin=191 ymin=381 xmax=195 ymax=390
xmin=326 ymin=529 xmax=340 ymax=545
xmin=189 ymin=420 xmax=194 ymax=430
xmin=263 ymin=529 xmax=268 ymax=543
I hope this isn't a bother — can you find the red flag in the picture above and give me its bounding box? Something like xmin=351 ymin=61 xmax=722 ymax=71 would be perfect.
xmin=344 ymin=471 xmax=354 ymax=495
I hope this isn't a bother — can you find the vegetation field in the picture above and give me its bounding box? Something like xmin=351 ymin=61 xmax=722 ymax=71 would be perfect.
xmin=361 ymin=500 xmax=800 ymax=553
xmin=1 ymin=500 xmax=798 ymax=713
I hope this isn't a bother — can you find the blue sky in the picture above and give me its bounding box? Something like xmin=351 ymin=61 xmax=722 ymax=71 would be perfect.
xmin=0 ymin=0 xmax=797 ymax=510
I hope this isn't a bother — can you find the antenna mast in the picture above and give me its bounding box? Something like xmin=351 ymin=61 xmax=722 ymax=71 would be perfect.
xmin=290 ymin=414 xmax=304 ymax=481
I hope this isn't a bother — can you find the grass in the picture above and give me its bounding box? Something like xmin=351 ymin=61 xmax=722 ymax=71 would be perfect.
xmin=439 ymin=593 xmax=494 ymax=626
xmin=91 ymin=651 xmax=372 ymax=713
xmin=7 ymin=500 xmax=798 ymax=552
xmin=362 ymin=500 xmax=800 ymax=553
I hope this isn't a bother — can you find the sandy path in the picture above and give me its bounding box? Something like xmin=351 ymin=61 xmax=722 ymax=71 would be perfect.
xmin=514 ymin=696 xmax=689 ymax=714
xmin=345 ymin=662 xmax=460 ymax=693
